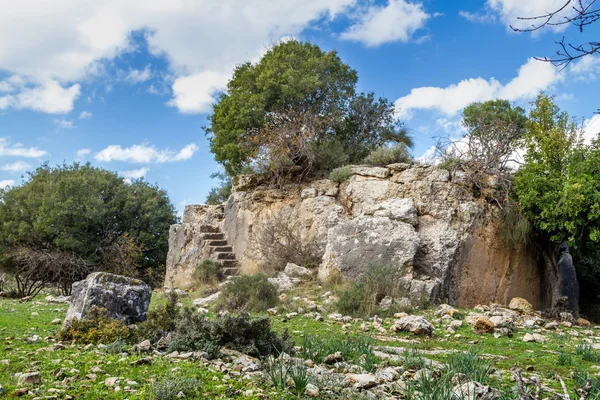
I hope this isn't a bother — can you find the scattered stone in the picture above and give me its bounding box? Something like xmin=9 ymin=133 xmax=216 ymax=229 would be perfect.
xmin=436 ymin=304 xmax=460 ymax=318
xmin=283 ymin=263 xmax=312 ymax=278
xmin=577 ymin=318 xmax=591 ymax=327
xmin=135 ymin=340 xmax=151 ymax=353
xmin=323 ymin=352 xmax=343 ymax=365
xmin=523 ymin=333 xmax=545 ymax=343
xmin=268 ymin=272 xmax=296 ymax=292
xmin=544 ymin=321 xmax=558 ymax=330
xmin=453 ymin=381 xmax=498 ymax=399
xmin=345 ymin=373 xmax=379 ymax=389
xmin=509 ymin=297 xmax=533 ymax=314
xmin=13 ymin=388 xmax=29 ymax=397
xmin=105 ymin=377 xmax=119 ymax=386
xmin=45 ymin=295 xmax=70 ymax=304
xmin=129 ymin=357 xmax=152 ymax=366
xmin=305 ymin=383 xmax=320 ymax=397
xmin=63 ymin=272 xmax=151 ymax=329
xmin=197 ymin=307 xmax=209 ymax=315
xmin=18 ymin=372 xmax=40 ymax=386
xmin=266 ymin=308 xmax=278 ymax=316
xmin=391 ymin=315 xmax=434 ymax=336
xmin=473 ymin=316 xmax=495 ymax=334
xmin=192 ymin=291 xmax=221 ymax=307
xmin=51 ymin=319 xmax=61 ymax=325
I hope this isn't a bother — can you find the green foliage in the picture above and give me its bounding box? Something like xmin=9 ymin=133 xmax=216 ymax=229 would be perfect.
xmin=0 ymin=163 xmax=177 ymax=290
xmin=205 ymin=172 xmax=232 ymax=205
xmin=576 ymin=343 xmax=600 ymax=362
xmin=216 ymin=273 xmax=279 ymax=312
xmin=499 ymin=203 xmax=533 ymax=247
xmin=264 ymin=354 xmax=289 ymax=391
xmin=329 ymin=166 xmax=353 ymax=183
xmin=289 ymin=360 xmax=310 ymax=396
xmin=402 ymin=348 xmax=427 ymax=370
xmin=207 ymin=40 xmax=410 ymax=181
xmin=445 ymin=349 xmax=493 ymax=384
xmin=336 ymin=264 xmax=411 ymax=318
xmin=168 ymin=308 xmax=293 ymax=359
xmin=192 ymin=259 xmax=223 ymax=286
xmin=557 ymin=350 xmax=573 ymax=366
xmin=135 ymin=291 xmax=180 ymax=343
xmin=362 ymin=144 xmax=411 ymax=166
xmin=152 ymin=375 xmax=203 ymax=400
xmin=58 ymin=307 xmax=131 ymax=344
xmin=301 ymin=334 xmax=376 ymax=370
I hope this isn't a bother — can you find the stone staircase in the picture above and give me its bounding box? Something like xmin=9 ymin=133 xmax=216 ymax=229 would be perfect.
xmin=197 ymin=207 xmax=239 ymax=277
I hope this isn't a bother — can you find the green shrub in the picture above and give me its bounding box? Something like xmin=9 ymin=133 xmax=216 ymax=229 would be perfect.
xmin=329 ymin=166 xmax=353 ymax=183
xmin=152 ymin=375 xmax=202 ymax=400
xmin=264 ymin=354 xmax=289 ymax=391
xmin=104 ymin=339 xmax=129 ymax=354
xmin=301 ymin=334 xmax=376 ymax=369
xmin=576 ymin=344 xmax=600 ymax=362
xmin=445 ymin=349 xmax=493 ymax=385
xmin=500 ymin=203 xmax=533 ymax=247
xmin=336 ymin=264 xmax=411 ymax=318
xmin=58 ymin=307 xmax=131 ymax=344
xmin=217 ymin=273 xmax=279 ymax=312
xmin=168 ymin=309 xmax=292 ymax=359
xmin=192 ymin=259 xmax=223 ymax=286
xmin=135 ymin=291 xmax=180 ymax=343
xmin=557 ymin=351 xmax=573 ymax=366
xmin=289 ymin=360 xmax=310 ymax=396
xmin=363 ymin=144 xmax=411 ymax=166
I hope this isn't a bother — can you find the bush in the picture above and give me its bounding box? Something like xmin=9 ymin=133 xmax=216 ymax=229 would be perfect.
xmin=216 ymin=274 xmax=279 ymax=313
xmin=336 ymin=264 xmax=410 ymax=318
xmin=248 ymin=211 xmax=322 ymax=272
xmin=152 ymin=375 xmax=202 ymax=400
xmin=134 ymin=291 xmax=180 ymax=343
xmin=58 ymin=307 xmax=131 ymax=344
xmin=301 ymin=334 xmax=376 ymax=370
xmin=329 ymin=166 xmax=353 ymax=183
xmin=168 ymin=309 xmax=293 ymax=359
xmin=192 ymin=259 xmax=223 ymax=286
xmin=362 ymin=144 xmax=411 ymax=166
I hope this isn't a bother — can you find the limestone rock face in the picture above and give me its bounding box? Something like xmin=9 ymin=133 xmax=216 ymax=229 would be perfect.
xmin=63 ymin=272 xmax=151 ymax=328
xmin=320 ymin=216 xmax=418 ymax=280
xmin=168 ymin=164 xmax=552 ymax=310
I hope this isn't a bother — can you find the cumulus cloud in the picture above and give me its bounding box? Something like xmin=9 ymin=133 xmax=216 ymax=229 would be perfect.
xmin=121 ymin=167 xmax=149 ymax=183
xmin=0 ymin=137 xmax=47 ymax=157
xmin=569 ymin=56 xmax=600 ymax=82
xmin=395 ymin=58 xmax=560 ymax=117
xmin=79 ymin=111 xmax=93 ymax=119
xmin=1 ymin=161 xmax=32 ymax=172
xmin=168 ymin=71 xmax=231 ymax=114
xmin=95 ymin=143 xmax=199 ymax=163
xmin=0 ymin=80 xmax=80 ymax=114
xmin=54 ymin=119 xmax=74 ymax=129
xmin=0 ymin=0 xmax=358 ymax=114
xmin=0 ymin=179 xmax=15 ymax=189
xmin=458 ymin=10 xmax=496 ymax=23
xmin=485 ymin=0 xmax=573 ymax=31
xmin=76 ymin=148 xmax=92 ymax=160
xmin=124 ymin=66 xmax=151 ymax=84
xmin=340 ymin=0 xmax=430 ymax=46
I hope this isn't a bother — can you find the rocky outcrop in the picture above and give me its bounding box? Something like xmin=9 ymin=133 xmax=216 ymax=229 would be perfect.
xmin=63 ymin=272 xmax=151 ymax=328
xmin=167 ymin=164 xmax=553 ymax=310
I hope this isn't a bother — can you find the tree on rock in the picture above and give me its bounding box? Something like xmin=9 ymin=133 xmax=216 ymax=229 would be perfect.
xmin=207 ymin=40 xmax=411 ymax=184
xmin=0 ymin=163 xmax=177 ymax=295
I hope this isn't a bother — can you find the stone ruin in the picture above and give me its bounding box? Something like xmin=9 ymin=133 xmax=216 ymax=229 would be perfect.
xmin=165 ymin=163 xmax=555 ymax=310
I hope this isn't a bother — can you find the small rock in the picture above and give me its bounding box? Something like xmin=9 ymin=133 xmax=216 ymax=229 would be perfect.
xmin=51 ymin=319 xmax=61 ymax=325
xmin=266 ymin=308 xmax=278 ymax=316
xmin=345 ymin=373 xmax=379 ymax=389
xmin=283 ymin=263 xmax=312 ymax=278
xmin=453 ymin=381 xmax=498 ymax=399
xmin=192 ymin=291 xmax=221 ymax=307
xmin=509 ymin=297 xmax=534 ymax=314
xmin=268 ymin=273 xmax=296 ymax=292
xmin=197 ymin=307 xmax=209 ymax=315
xmin=323 ymin=352 xmax=343 ymax=365
xmin=544 ymin=321 xmax=558 ymax=330
xmin=577 ymin=318 xmax=591 ymax=327
xmin=135 ymin=340 xmax=151 ymax=353
xmin=305 ymin=383 xmax=319 ymax=397
xmin=473 ymin=316 xmax=495 ymax=334
xmin=18 ymin=372 xmax=41 ymax=386
xmin=390 ymin=315 xmax=434 ymax=336
xmin=105 ymin=377 xmax=119 ymax=386
xmin=523 ymin=333 xmax=545 ymax=343
xmin=436 ymin=304 xmax=460 ymax=318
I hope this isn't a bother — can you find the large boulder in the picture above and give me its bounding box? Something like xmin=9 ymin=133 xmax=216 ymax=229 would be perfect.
xmin=63 ymin=272 xmax=151 ymax=328
xmin=390 ymin=315 xmax=434 ymax=336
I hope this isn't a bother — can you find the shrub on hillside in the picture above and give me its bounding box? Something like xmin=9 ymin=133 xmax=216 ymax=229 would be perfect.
xmin=329 ymin=166 xmax=353 ymax=183
xmin=58 ymin=307 xmax=131 ymax=344
xmin=216 ymin=274 xmax=279 ymax=313
xmin=152 ymin=375 xmax=203 ymax=400
xmin=336 ymin=264 xmax=411 ymax=318
xmin=168 ymin=308 xmax=292 ymax=358
xmin=362 ymin=144 xmax=411 ymax=166
xmin=134 ymin=291 xmax=180 ymax=343
xmin=248 ymin=211 xmax=322 ymax=272
xmin=192 ymin=259 xmax=223 ymax=286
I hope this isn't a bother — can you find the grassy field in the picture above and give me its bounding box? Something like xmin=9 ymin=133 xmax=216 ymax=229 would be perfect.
xmin=1 ymin=282 xmax=599 ymax=399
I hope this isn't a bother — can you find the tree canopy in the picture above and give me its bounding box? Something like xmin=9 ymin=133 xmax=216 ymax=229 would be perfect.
xmin=0 ymin=163 xmax=177 ymax=292
xmin=207 ymin=40 xmax=411 ymax=182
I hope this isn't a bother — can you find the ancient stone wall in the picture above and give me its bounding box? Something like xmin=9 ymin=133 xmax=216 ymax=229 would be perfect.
xmin=166 ymin=164 xmax=550 ymax=309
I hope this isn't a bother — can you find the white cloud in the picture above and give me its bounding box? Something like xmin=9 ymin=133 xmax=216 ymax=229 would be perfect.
xmin=76 ymin=148 xmax=92 ymax=160
xmin=1 ymin=161 xmax=32 ymax=172
xmin=124 ymin=66 xmax=151 ymax=83
xmin=79 ymin=111 xmax=93 ymax=119
xmin=340 ymin=0 xmax=430 ymax=46
xmin=583 ymin=115 xmax=600 ymax=144
xmin=0 ymin=0 xmax=358 ymax=114
xmin=458 ymin=10 xmax=496 ymax=23
xmin=54 ymin=119 xmax=74 ymax=129
xmin=95 ymin=143 xmax=199 ymax=163
xmin=0 ymin=80 xmax=80 ymax=114
xmin=569 ymin=56 xmax=600 ymax=81
xmin=168 ymin=71 xmax=230 ymax=114
xmin=486 ymin=0 xmax=573 ymax=31
xmin=0 ymin=179 xmax=15 ymax=189
xmin=121 ymin=167 xmax=149 ymax=183
xmin=395 ymin=58 xmax=559 ymax=117
xmin=0 ymin=137 xmax=47 ymax=157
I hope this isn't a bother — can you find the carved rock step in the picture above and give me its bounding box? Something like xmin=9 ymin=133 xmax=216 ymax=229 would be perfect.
xmin=219 ymin=260 xmax=238 ymax=268
xmin=200 ymin=233 xmax=225 ymax=240
xmin=216 ymin=252 xmax=236 ymax=260
xmin=207 ymin=240 xmax=228 ymax=247
xmin=199 ymin=224 xmax=221 ymax=233
xmin=222 ymin=267 xmax=238 ymax=276
xmin=211 ymin=246 xmax=233 ymax=253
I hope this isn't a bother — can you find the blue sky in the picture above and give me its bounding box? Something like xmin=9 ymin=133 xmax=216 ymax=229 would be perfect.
xmin=1 ymin=0 xmax=599 ymax=214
